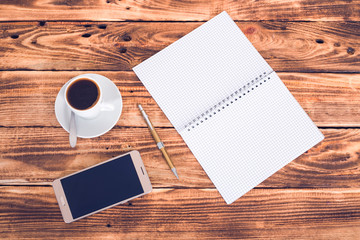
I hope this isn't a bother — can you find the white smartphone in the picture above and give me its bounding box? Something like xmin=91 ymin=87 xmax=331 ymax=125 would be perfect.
xmin=52 ymin=150 xmax=152 ymax=223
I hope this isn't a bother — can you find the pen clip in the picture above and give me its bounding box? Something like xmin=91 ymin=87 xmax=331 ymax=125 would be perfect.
xmin=138 ymin=105 xmax=154 ymax=130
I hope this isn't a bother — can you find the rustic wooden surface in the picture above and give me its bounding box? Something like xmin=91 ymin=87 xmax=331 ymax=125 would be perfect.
xmin=0 ymin=22 xmax=359 ymax=72
xmin=0 ymin=0 xmax=360 ymax=239
xmin=1 ymin=187 xmax=360 ymax=239
xmin=0 ymin=0 xmax=359 ymax=21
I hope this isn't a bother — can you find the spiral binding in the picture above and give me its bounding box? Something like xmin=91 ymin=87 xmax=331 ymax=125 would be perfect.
xmin=184 ymin=71 xmax=273 ymax=132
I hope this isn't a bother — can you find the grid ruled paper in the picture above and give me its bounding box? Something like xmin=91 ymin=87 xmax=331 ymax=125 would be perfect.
xmin=133 ymin=11 xmax=324 ymax=204
xmin=133 ymin=11 xmax=272 ymax=132
xmin=181 ymin=72 xmax=324 ymax=204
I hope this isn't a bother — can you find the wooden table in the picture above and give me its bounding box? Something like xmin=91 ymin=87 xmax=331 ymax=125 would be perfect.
xmin=0 ymin=1 xmax=360 ymax=239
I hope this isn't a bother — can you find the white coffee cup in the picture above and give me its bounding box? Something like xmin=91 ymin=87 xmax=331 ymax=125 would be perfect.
xmin=64 ymin=74 xmax=114 ymax=119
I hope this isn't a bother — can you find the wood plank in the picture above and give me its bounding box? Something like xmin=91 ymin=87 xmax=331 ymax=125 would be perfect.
xmin=0 ymin=22 xmax=358 ymax=72
xmin=1 ymin=71 xmax=360 ymax=128
xmin=1 ymin=128 xmax=360 ymax=188
xmin=0 ymin=0 xmax=359 ymax=21
xmin=0 ymin=186 xmax=359 ymax=239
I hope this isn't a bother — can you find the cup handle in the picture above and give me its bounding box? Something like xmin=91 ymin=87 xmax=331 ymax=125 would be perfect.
xmin=100 ymin=103 xmax=114 ymax=111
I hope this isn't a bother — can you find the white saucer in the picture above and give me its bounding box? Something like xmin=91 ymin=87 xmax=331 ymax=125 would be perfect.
xmin=55 ymin=74 xmax=122 ymax=138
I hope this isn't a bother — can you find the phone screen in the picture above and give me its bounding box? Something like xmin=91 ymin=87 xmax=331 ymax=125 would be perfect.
xmin=61 ymin=154 xmax=144 ymax=219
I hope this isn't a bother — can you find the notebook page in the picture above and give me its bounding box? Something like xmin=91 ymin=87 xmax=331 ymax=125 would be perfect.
xmin=181 ymin=72 xmax=324 ymax=204
xmin=133 ymin=11 xmax=272 ymax=132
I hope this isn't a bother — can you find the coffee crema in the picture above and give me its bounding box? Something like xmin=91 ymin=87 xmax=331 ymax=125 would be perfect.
xmin=66 ymin=78 xmax=100 ymax=110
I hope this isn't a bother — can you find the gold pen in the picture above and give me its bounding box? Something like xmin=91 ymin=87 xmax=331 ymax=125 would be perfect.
xmin=138 ymin=104 xmax=179 ymax=179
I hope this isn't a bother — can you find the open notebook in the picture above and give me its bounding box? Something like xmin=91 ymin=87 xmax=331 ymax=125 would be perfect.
xmin=133 ymin=11 xmax=324 ymax=204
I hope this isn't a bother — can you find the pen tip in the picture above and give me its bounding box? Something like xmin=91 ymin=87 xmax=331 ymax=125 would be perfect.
xmin=172 ymin=168 xmax=179 ymax=180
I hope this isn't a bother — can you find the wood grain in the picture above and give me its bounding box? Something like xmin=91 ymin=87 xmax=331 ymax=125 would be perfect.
xmin=0 ymin=0 xmax=359 ymax=21
xmin=0 ymin=0 xmax=358 ymax=238
xmin=1 ymin=71 xmax=360 ymax=128
xmin=0 ymin=186 xmax=360 ymax=239
xmin=1 ymin=128 xmax=360 ymax=189
xmin=0 ymin=22 xmax=358 ymax=72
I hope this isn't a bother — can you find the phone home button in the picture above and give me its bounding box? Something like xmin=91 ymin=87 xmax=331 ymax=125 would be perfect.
xmin=60 ymin=196 xmax=66 ymax=206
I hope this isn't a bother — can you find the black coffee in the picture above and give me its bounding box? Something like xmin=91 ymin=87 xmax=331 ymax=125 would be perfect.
xmin=66 ymin=79 xmax=99 ymax=110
